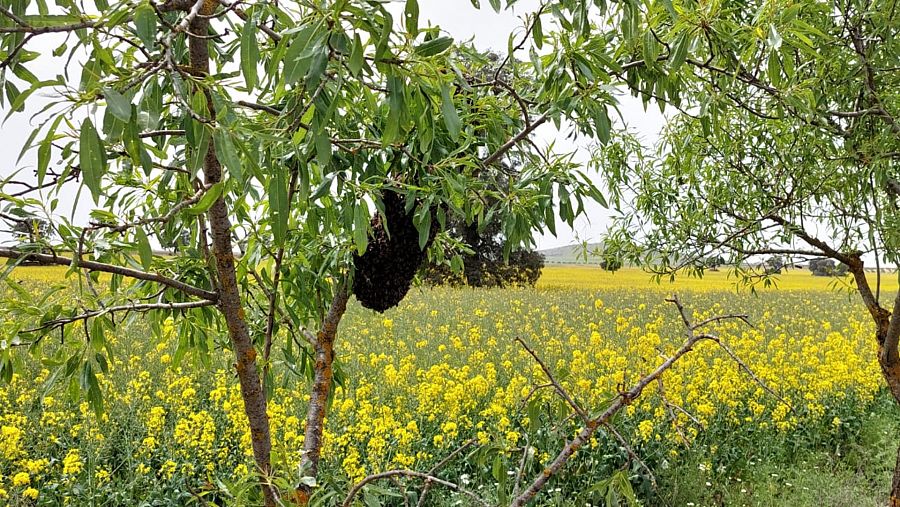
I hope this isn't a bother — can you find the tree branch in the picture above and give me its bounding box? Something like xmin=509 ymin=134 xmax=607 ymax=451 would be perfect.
xmin=342 ymin=470 xmax=488 ymax=507
xmin=23 ymin=299 xmax=216 ymax=334
xmin=0 ymin=248 xmax=218 ymax=300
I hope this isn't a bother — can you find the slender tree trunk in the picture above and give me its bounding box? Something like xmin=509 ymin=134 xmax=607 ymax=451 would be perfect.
xmin=851 ymin=263 xmax=900 ymax=507
xmin=892 ymin=443 xmax=900 ymax=507
xmin=296 ymin=285 xmax=349 ymax=502
xmin=187 ymin=9 xmax=277 ymax=507
xmin=879 ymin=352 xmax=900 ymax=506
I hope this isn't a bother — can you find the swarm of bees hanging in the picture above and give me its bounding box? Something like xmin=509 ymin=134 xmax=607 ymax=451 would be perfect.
xmin=352 ymin=190 xmax=437 ymax=313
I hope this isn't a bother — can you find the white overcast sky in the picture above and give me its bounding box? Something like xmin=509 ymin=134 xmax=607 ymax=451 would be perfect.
xmin=0 ymin=0 xmax=664 ymax=250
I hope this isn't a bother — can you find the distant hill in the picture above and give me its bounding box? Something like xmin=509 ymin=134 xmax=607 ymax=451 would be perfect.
xmin=538 ymin=243 xmax=604 ymax=265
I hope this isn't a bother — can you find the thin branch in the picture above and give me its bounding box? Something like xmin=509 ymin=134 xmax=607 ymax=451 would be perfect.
xmin=342 ymin=470 xmax=488 ymax=507
xmin=602 ymin=422 xmax=657 ymax=489
xmin=482 ymin=113 xmax=548 ymax=167
xmin=0 ymin=33 xmax=33 ymax=69
xmin=516 ymin=336 xmax=589 ymax=423
xmin=656 ymin=377 xmax=697 ymax=446
xmin=139 ymin=129 xmax=186 ymax=138
xmin=0 ymin=248 xmax=218 ymax=300
xmin=89 ymin=183 xmax=214 ymax=234
xmin=23 ymin=299 xmax=216 ymax=334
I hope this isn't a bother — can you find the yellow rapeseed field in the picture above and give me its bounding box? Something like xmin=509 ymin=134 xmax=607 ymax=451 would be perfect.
xmin=0 ymin=264 xmax=888 ymax=504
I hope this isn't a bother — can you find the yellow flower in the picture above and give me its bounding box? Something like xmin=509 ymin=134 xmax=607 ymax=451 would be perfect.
xmin=160 ymin=460 xmax=177 ymax=479
xmin=23 ymin=487 xmax=38 ymax=500
xmin=12 ymin=472 xmax=30 ymax=486
xmin=0 ymin=425 xmax=23 ymax=460
xmin=95 ymin=469 xmax=111 ymax=484
xmin=637 ymin=420 xmax=654 ymax=441
xmin=63 ymin=449 xmax=83 ymax=475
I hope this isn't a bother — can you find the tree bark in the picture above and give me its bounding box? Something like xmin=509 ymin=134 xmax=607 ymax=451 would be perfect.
xmin=296 ymin=284 xmax=349 ymax=502
xmin=187 ymin=8 xmax=277 ymax=507
xmin=847 ymin=262 xmax=900 ymax=507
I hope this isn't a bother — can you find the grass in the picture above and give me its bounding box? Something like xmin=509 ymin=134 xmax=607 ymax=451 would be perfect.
xmin=660 ymin=395 xmax=898 ymax=507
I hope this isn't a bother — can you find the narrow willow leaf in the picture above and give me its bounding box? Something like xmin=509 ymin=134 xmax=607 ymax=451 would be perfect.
xmin=383 ymin=75 xmax=404 ymax=143
xmin=533 ymin=14 xmax=543 ymax=49
xmin=405 ymin=0 xmax=419 ymax=37
xmin=135 ymin=227 xmax=152 ymax=270
xmin=241 ymin=18 xmax=259 ymax=90
xmin=768 ymin=24 xmax=782 ymax=50
xmin=214 ymin=130 xmax=243 ymax=183
xmin=269 ymin=168 xmax=288 ymax=245
xmin=353 ymin=199 xmax=369 ymax=255
xmin=440 ymin=84 xmax=461 ymax=141
xmin=134 ymin=4 xmax=156 ymax=49
xmin=348 ymin=33 xmax=364 ymax=77
xmin=414 ymin=36 xmax=454 ymax=57
xmin=668 ymin=32 xmax=690 ymax=70
xmin=79 ymin=118 xmax=106 ymax=204
xmin=315 ymin=132 xmax=332 ymax=168
xmin=103 ymin=87 xmax=131 ymax=121
xmin=185 ymin=182 xmax=224 ymax=215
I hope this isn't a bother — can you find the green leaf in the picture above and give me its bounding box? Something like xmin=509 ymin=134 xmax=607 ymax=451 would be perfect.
xmin=489 ymin=0 xmax=501 ymax=13
xmin=768 ymin=24 xmax=782 ymax=50
xmin=405 ymin=0 xmax=419 ymax=37
xmin=414 ymin=36 xmax=454 ymax=57
xmin=185 ymin=182 xmax=224 ymax=215
xmin=414 ymin=206 xmax=432 ymax=249
xmin=80 ymin=55 xmax=103 ymax=91
xmin=533 ymin=14 xmax=543 ymax=49
xmin=375 ymin=11 xmax=393 ymax=61
xmin=440 ymin=84 xmax=461 ymax=141
xmin=642 ymin=30 xmax=659 ymax=67
xmin=383 ymin=75 xmax=405 ymax=143
xmin=768 ymin=53 xmax=782 ymax=87
xmin=104 ymin=87 xmax=131 ymax=121
xmin=135 ymin=227 xmax=153 ymax=270
xmin=348 ymin=33 xmax=364 ymax=77
xmin=315 ymin=132 xmax=332 ymax=167
xmin=241 ymin=18 xmax=259 ymax=90
xmin=668 ymin=32 xmax=690 ymax=70
xmin=353 ymin=199 xmax=369 ymax=255
xmin=593 ymin=106 xmax=611 ymax=144
xmin=269 ymin=169 xmax=289 ymax=245
xmin=134 ymin=4 xmax=157 ymax=49
xmin=78 ymin=118 xmax=106 ymax=204
xmin=213 ymin=130 xmax=243 ymax=183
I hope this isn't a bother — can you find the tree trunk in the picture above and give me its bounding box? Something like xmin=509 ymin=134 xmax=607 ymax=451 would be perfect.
xmin=879 ymin=352 xmax=900 ymax=507
xmin=296 ymin=285 xmax=349 ymax=502
xmin=892 ymin=444 xmax=900 ymax=507
xmin=188 ymin=10 xmax=277 ymax=507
